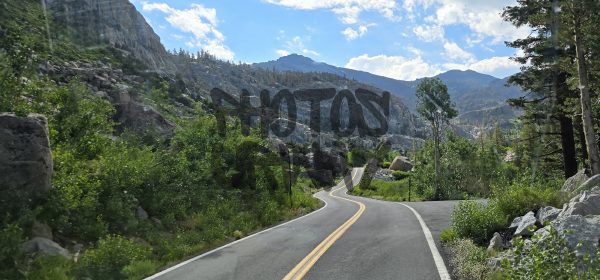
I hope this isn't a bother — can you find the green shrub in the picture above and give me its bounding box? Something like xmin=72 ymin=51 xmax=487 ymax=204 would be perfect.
xmin=448 ymin=238 xmax=492 ymax=280
xmin=440 ymin=228 xmax=459 ymax=244
xmin=492 ymin=180 xmax=565 ymax=221
xmin=451 ymin=201 xmax=506 ymax=245
xmin=392 ymin=170 xmax=410 ymax=180
xmin=0 ymin=225 xmax=25 ymax=279
xmin=27 ymin=256 xmax=73 ymax=280
xmin=381 ymin=161 xmax=391 ymax=168
xmin=77 ymin=235 xmax=152 ymax=280
xmin=122 ymin=260 xmax=158 ymax=280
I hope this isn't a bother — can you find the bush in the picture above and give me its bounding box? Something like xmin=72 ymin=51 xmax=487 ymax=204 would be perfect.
xmin=77 ymin=235 xmax=152 ymax=280
xmin=451 ymin=201 xmax=506 ymax=245
xmin=0 ymin=225 xmax=25 ymax=279
xmin=392 ymin=170 xmax=410 ymax=180
xmin=122 ymin=260 xmax=158 ymax=280
xmin=501 ymin=227 xmax=600 ymax=279
xmin=448 ymin=238 xmax=492 ymax=280
xmin=27 ymin=256 xmax=73 ymax=280
xmin=440 ymin=228 xmax=459 ymax=244
xmin=381 ymin=161 xmax=391 ymax=168
xmin=492 ymin=180 xmax=565 ymax=221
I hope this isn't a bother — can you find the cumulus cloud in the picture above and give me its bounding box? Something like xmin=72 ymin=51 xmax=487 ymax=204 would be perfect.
xmin=346 ymin=53 xmax=521 ymax=80
xmin=266 ymin=0 xmax=398 ymax=39
xmin=412 ymin=24 xmax=445 ymax=42
xmin=142 ymin=2 xmax=234 ymax=60
xmin=406 ymin=0 xmax=529 ymax=44
xmin=443 ymin=41 xmax=475 ymax=63
xmin=341 ymin=25 xmax=369 ymax=41
xmin=345 ymin=54 xmax=442 ymax=81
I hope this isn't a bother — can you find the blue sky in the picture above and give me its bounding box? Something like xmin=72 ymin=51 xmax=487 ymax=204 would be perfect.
xmin=131 ymin=0 xmax=529 ymax=80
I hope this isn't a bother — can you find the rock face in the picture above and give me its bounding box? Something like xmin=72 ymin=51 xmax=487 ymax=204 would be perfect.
xmin=562 ymin=169 xmax=589 ymax=193
xmin=0 ymin=114 xmax=53 ymax=211
xmin=22 ymin=237 xmax=70 ymax=259
xmin=46 ymin=0 xmax=174 ymax=72
xmin=31 ymin=221 xmax=53 ymax=240
xmin=389 ymin=156 xmax=413 ymax=171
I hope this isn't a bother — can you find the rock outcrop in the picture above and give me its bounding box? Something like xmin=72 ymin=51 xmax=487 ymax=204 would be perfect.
xmin=512 ymin=211 xmax=537 ymax=237
xmin=0 ymin=114 xmax=53 ymax=212
xmin=46 ymin=0 xmax=174 ymax=72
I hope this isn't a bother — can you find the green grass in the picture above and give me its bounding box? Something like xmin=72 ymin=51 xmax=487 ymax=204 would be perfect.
xmin=350 ymin=178 xmax=423 ymax=202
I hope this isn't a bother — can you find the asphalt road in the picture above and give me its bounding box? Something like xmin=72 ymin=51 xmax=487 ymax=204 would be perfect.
xmin=146 ymin=168 xmax=458 ymax=280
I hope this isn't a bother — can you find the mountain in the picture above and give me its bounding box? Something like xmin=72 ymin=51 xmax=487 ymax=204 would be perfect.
xmin=46 ymin=0 xmax=174 ymax=72
xmin=255 ymin=54 xmax=416 ymax=107
xmin=254 ymin=55 xmax=524 ymax=131
xmin=42 ymin=0 xmax=428 ymax=150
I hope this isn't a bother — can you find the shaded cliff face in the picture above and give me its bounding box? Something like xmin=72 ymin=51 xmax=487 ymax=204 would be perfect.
xmin=46 ymin=0 xmax=173 ymax=72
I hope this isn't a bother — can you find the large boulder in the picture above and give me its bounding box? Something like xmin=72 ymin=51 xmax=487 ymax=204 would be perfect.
xmin=553 ymin=215 xmax=600 ymax=257
xmin=22 ymin=237 xmax=70 ymax=259
xmin=513 ymin=211 xmax=538 ymax=237
xmin=573 ymin=175 xmax=600 ymax=194
xmin=0 ymin=113 xmax=53 ymax=212
xmin=562 ymin=169 xmax=589 ymax=193
xmin=389 ymin=156 xmax=412 ymax=171
xmin=559 ymin=186 xmax=600 ymax=218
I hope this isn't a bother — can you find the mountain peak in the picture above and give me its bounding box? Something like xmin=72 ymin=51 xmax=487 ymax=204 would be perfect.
xmin=276 ymin=54 xmax=316 ymax=64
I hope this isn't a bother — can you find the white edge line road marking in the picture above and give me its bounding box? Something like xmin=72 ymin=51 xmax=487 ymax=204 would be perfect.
xmin=398 ymin=203 xmax=451 ymax=280
xmin=144 ymin=193 xmax=330 ymax=280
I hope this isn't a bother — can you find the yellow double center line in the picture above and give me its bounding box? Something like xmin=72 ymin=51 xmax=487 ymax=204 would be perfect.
xmin=283 ymin=171 xmax=366 ymax=280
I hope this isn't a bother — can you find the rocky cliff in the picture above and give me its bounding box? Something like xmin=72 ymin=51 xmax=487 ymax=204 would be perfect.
xmin=46 ymin=0 xmax=174 ymax=72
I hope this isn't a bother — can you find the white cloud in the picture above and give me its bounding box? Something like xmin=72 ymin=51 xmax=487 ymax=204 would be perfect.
xmin=266 ymin=0 xmax=397 ymax=39
xmin=265 ymin=0 xmax=398 ymax=22
xmin=341 ymin=25 xmax=369 ymax=40
xmin=412 ymin=24 xmax=445 ymax=42
xmin=276 ymin=49 xmax=290 ymax=56
xmin=276 ymin=35 xmax=320 ymax=57
xmin=142 ymin=2 xmax=234 ymax=60
xmin=345 ymin=54 xmax=442 ymax=81
xmin=406 ymin=0 xmax=529 ymax=44
xmin=346 ymin=52 xmax=521 ymax=80
xmin=443 ymin=41 xmax=475 ymax=63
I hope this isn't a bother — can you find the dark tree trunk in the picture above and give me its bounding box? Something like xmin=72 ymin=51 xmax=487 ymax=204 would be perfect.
xmin=559 ymin=115 xmax=578 ymax=178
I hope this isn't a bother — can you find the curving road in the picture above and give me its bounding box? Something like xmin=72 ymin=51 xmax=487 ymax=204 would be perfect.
xmin=146 ymin=168 xmax=458 ymax=280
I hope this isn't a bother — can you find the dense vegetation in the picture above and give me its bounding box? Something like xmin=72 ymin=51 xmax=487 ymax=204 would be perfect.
xmin=0 ymin=1 xmax=319 ymax=279
xmin=434 ymin=0 xmax=600 ymax=279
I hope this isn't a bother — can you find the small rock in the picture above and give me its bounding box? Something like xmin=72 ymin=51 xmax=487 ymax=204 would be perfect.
xmin=509 ymin=216 xmax=522 ymax=230
xmin=536 ymin=206 xmax=561 ymax=225
xmin=514 ymin=211 xmax=537 ymax=237
xmin=487 ymin=232 xmax=506 ymax=252
xmin=22 ymin=237 xmax=70 ymax=259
